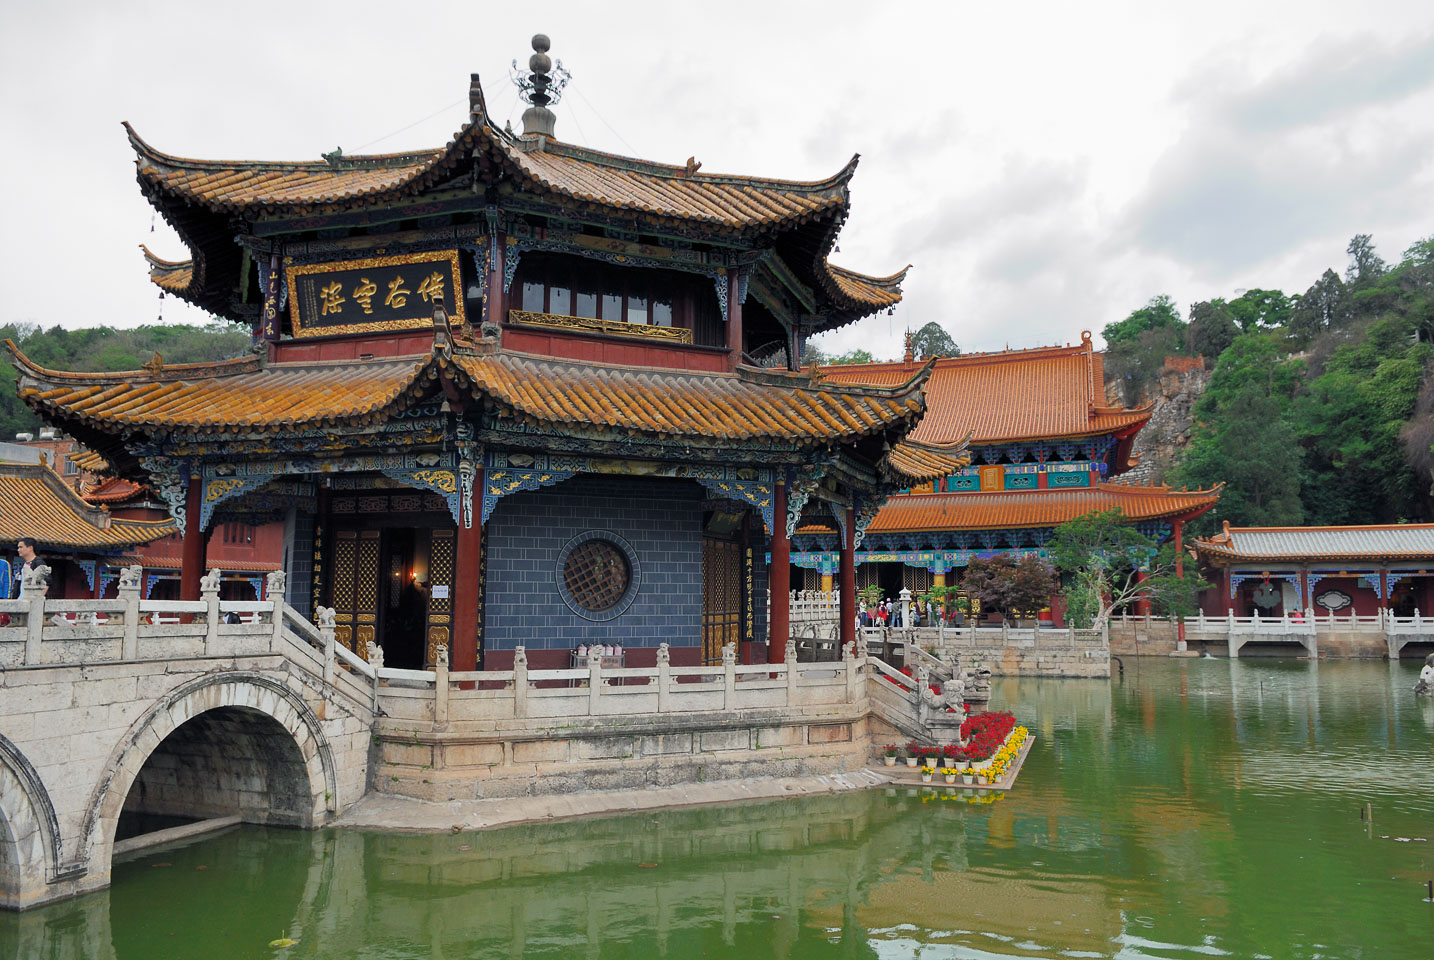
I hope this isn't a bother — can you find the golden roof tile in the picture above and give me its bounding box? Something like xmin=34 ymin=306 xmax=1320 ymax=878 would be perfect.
xmin=446 ymin=351 xmax=930 ymax=444
xmin=821 ymin=333 xmax=1152 ymax=446
xmin=8 ymin=339 xmax=934 ymax=449
xmin=869 ymin=483 xmax=1222 ymax=533
xmin=7 ymin=342 xmax=432 ymax=433
xmin=0 ymin=463 xmax=176 ymax=549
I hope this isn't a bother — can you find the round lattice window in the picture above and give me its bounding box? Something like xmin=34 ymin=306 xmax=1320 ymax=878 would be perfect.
xmin=562 ymin=539 xmax=630 ymax=612
xmin=556 ymin=531 xmax=641 ymax=621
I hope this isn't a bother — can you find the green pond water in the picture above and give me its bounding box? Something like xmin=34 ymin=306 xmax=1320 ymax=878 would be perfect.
xmin=5 ymin=658 xmax=1433 ymax=959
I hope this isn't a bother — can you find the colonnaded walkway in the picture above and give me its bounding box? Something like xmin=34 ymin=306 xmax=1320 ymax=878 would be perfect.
xmin=0 ymin=570 xmax=958 ymax=910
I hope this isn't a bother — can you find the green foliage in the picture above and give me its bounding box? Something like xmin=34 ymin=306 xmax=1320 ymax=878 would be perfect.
xmin=1 ymin=321 xmax=250 ymax=439
xmin=909 ymin=321 xmax=959 ymax=359
xmin=1186 ymin=300 xmax=1239 ymax=358
xmin=858 ymin=584 xmax=884 ymax=609
xmin=1167 ymin=233 xmax=1434 ymax=527
xmin=958 ymin=555 xmax=1057 ymax=620
xmin=1227 ymin=289 xmax=1294 ymax=332
xmin=1049 ymin=509 xmax=1207 ymax=628
xmin=1170 ymin=333 xmax=1304 ymax=530
xmin=1102 ymin=294 xmax=1184 ymax=347
xmin=1345 ymin=233 xmax=1387 ymax=289
xmin=805 ymin=345 xmax=876 ymax=366
xmin=1287 ymin=269 xmax=1349 ymax=347
xmin=918 ymin=582 xmax=969 ymax=616
xmin=1105 ymin=324 xmax=1188 ymax=405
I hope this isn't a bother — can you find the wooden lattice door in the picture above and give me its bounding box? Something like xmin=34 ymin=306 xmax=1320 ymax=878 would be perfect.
xmin=330 ymin=529 xmax=380 ymax=656
xmin=702 ymin=537 xmax=742 ymax=664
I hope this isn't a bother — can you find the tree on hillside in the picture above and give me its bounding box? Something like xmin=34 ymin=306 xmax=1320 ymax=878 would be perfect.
xmin=909 ymin=321 xmax=959 ymax=359
xmin=1101 ymin=294 xmax=1183 ymax=347
xmin=1295 ymin=313 xmax=1432 ymax=523
xmin=1227 ymin=289 xmax=1294 ymax=331
xmin=1105 ymin=326 xmax=1187 ymax=406
xmin=1288 ymin=269 xmax=1349 ymax=347
xmin=1345 ymin=233 xmax=1388 ymax=289
xmin=0 ymin=321 xmax=250 ymax=439
xmin=1170 ymin=332 xmax=1304 ymax=529
xmin=1186 ymin=300 xmax=1239 ymax=358
xmin=958 ymin=555 xmax=1056 ymax=623
xmin=1049 ymin=509 xmax=1206 ymax=630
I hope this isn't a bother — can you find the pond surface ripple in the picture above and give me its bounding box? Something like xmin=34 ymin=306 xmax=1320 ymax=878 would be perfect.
xmin=4 ymin=658 xmax=1432 ymax=959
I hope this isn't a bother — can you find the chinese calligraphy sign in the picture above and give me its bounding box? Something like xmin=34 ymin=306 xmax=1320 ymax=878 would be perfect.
xmin=285 ymin=250 xmax=467 ymax=338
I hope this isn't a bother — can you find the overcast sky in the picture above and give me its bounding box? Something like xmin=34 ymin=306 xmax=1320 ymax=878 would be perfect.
xmin=3 ymin=1 xmax=1432 ymax=359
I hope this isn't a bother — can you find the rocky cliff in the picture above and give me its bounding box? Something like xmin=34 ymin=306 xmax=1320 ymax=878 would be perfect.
xmin=1108 ymin=356 xmax=1209 ymax=485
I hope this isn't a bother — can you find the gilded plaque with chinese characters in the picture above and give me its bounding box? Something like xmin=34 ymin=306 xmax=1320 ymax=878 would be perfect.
xmin=285 ymin=250 xmax=467 ymax=338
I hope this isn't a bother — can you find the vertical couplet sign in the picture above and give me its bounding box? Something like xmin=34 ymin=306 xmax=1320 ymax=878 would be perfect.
xmin=285 ymin=250 xmax=467 ymax=338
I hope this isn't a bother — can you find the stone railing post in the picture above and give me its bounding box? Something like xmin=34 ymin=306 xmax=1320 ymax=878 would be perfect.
xmin=366 ymin=640 xmax=384 ymax=714
xmin=1001 ymin=619 xmax=1009 ymax=643
xmin=722 ymin=641 xmax=736 ymax=710
xmin=20 ymin=574 xmax=46 ymax=666
xmin=512 ymin=646 xmax=528 ymax=718
xmin=843 ymin=640 xmax=858 ymax=702
xmin=657 ymin=643 xmax=671 ymax=713
xmin=433 ymin=643 xmax=449 ymax=730
xmin=266 ymin=571 xmax=287 ymax=652
xmin=118 ymin=564 xmax=142 ymax=661
xmin=200 ymin=568 xmax=221 ymax=655
xmin=784 ymin=638 xmax=798 ymax=705
xmin=314 ymin=606 xmax=336 ymax=692
xmin=588 ymin=645 xmax=603 ymax=715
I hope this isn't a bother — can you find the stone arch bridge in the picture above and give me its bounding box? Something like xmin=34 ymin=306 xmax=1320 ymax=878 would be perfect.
xmin=2 ymin=573 xmax=956 ymax=911
xmin=0 ymin=573 xmax=373 ymax=909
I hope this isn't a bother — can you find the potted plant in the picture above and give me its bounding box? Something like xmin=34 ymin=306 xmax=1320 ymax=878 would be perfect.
xmin=905 ymin=740 xmax=921 ymax=767
xmin=882 ymin=744 xmax=898 ymax=766
xmin=919 ymin=765 xmax=934 ymax=783
xmin=941 ymin=766 xmax=957 ymax=785
xmin=961 ymin=767 xmax=975 ymax=785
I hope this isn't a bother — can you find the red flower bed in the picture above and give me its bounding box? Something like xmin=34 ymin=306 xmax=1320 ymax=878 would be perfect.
xmin=959 ymin=711 xmax=1016 ymax=761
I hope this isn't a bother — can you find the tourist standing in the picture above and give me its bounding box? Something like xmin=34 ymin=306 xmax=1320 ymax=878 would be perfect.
xmin=14 ymin=537 xmax=49 ymax=596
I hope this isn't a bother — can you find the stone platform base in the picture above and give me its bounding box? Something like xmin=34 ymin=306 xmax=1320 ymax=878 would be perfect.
xmin=336 ymin=768 xmax=894 ymax=832
xmin=372 ymin=709 xmax=876 ymax=802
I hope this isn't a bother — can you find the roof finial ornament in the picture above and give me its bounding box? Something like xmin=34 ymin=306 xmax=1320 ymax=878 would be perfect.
xmin=512 ymin=33 xmax=570 ymax=141
xmin=903 ymin=329 xmax=914 ymax=364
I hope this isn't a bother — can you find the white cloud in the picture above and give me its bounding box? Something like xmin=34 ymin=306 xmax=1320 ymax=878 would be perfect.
xmin=3 ymin=1 xmax=1433 ymax=362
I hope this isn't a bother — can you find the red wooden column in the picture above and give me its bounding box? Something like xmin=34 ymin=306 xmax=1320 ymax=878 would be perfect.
xmin=1134 ymin=571 xmax=1151 ymax=616
xmin=838 ymin=505 xmax=856 ymax=653
xmin=1378 ymin=567 xmax=1389 ymax=610
xmin=726 ymin=269 xmax=744 ymax=371
xmin=452 ymin=467 xmax=484 ymax=675
xmin=179 ymin=473 xmax=206 ymax=603
xmin=768 ymin=479 xmax=790 ymax=663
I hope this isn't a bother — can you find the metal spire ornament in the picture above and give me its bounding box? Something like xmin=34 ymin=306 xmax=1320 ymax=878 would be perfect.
xmin=511 ymin=34 xmax=570 ymax=138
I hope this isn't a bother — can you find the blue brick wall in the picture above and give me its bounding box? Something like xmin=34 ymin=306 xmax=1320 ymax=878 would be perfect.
xmin=483 ymin=476 xmax=703 ymax=652
xmin=284 ymin=509 xmax=314 ymax=619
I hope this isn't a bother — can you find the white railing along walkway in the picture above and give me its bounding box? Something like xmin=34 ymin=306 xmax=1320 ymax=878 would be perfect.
xmin=1179 ymin=607 xmax=1434 ymax=636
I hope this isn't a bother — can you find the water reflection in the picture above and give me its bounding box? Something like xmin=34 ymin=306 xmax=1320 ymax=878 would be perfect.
xmin=3 ymin=659 xmax=1430 ymax=959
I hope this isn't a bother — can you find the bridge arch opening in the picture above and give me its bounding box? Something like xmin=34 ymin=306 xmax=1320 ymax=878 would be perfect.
xmin=116 ymin=706 xmax=319 ymax=841
xmin=0 ymin=737 xmax=60 ymax=910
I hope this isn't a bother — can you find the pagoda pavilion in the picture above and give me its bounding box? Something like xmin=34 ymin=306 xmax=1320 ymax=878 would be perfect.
xmin=7 ymin=36 xmax=963 ymax=671
xmin=802 ymin=334 xmax=1221 ymax=620
xmin=1193 ymin=522 xmax=1434 ymax=619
